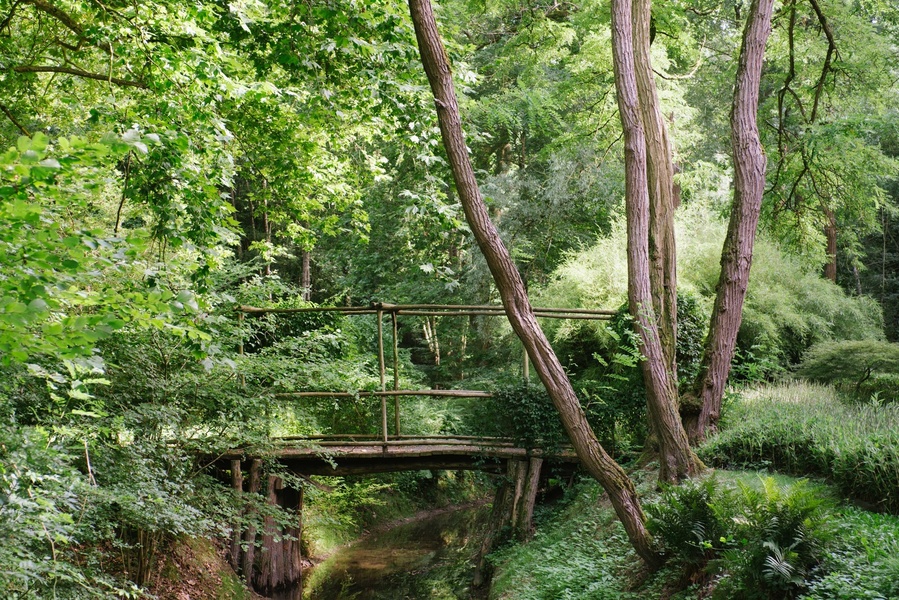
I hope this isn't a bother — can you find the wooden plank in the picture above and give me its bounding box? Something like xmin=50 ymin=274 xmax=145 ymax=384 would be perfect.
xmin=395 ymin=309 xmax=611 ymax=319
xmin=273 ymin=434 xmax=513 ymax=441
xmin=298 ymin=439 xmax=519 ymax=447
xmin=237 ymin=305 xmax=377 ymax=314
xmin=221 ymin=443 xmax=577 ymax=460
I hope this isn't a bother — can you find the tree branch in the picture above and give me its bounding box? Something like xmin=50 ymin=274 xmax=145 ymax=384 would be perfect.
xmin=114 ymin=151 xmax=132 ymax=235
xmin=21 ymin=0 xmax=112 ymax=54
xmin=13 ymin=65 xmax=146 ymax=88
xmin=0 ymin=103 xmax=30 ymax=136
xmin=808 ymin=0 xmax=838 ymax=123
xmin=0 ymin=0 xmax=21 ymax=33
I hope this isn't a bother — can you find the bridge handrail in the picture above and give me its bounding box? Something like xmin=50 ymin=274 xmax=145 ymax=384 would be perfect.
xmin=235 ymin=302 xmax=614 ymax=444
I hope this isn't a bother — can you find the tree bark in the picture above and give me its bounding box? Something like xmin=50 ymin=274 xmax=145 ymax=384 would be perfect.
xmin=632 ymin=0 xmax=678 ymax=376
xmin=612 ymin=0 xmax=703 ymax=483
xmin=407 ymin=0 xmax=661 ymax=567
xmin=690 ymin=0 xmax=775 ymax=441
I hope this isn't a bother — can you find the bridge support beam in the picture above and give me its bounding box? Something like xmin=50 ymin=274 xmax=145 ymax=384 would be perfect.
xmin=514 ymin=457 xmax=543 ymax=541
xmin=229 ymin=460 xmax=243 ymax=572
xmin=241 ymin=459 xmax=261 ymax=580
xmin=473 ymin=457 xmax=542 ymax=586
xmin=229 ymin=462 xmax=306 ymax=595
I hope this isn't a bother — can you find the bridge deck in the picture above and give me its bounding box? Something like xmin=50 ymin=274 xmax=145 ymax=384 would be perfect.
xmin=218 ymin=436 xmax=578 ymax=476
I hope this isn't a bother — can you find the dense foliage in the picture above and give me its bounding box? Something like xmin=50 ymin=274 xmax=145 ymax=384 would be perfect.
xmin=649 ymin=477 xmax=834 ymax=599
xmin=796 ymin=340 xmax=899 ymax=396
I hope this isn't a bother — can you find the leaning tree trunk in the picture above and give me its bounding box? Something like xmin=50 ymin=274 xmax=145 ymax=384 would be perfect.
xmin=633 ymin=0 xmax=678 ymax=377
xmin=611 ymin=0 xmax=703 ymax=483
xmin=407 ymin=0 xmax=661 ymax=567
xmin=690 ymin=0 xmax=775 ymax=442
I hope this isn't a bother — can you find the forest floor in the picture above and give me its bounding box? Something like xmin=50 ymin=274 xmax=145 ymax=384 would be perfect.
xmin=146 ymin=536 xmax=264 ymax=600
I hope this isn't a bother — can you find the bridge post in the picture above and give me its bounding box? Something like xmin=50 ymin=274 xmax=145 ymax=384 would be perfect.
xmin=474 ymin=459 xmax=526 ymax=587
xmin=257 ymin=475 xmax=280 ymax=591
xmin=509 ymin=459 xmax=528 ymax=526
xmin=241 ymin=459 xmax=262 ymax=581
xmin=514 ymin=457 xmax=543 ymax=541
xmin=229 ymin=460 xmax=243 ymax=571
xmin=392 ymin=310 xmax=401 ymax=436
xmin=377 ymin=307 xmax=388 ymax=445
xmin=238 ymin=313 xmax=246 ymax=388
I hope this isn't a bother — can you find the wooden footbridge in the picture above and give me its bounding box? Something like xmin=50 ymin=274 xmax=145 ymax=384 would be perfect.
xmin=217 ymin=302 xmax=613 ymax=594
xmin=219 ymin=435 xmax=579 ymax=476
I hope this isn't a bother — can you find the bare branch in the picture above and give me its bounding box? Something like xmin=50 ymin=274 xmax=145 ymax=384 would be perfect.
xmin=0 ymin=1 xmax=21 ymax=33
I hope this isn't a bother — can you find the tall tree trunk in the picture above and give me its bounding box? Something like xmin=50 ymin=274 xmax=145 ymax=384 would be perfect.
xmin=611 ymin=0 xmax=703 ymax=483
xmin=632 ymin=0 xmax=678 ymax=377
xmin=690 ymin=0 xmax=775 ymax=442
xmin=407 ymin=0 xmax=661 ymax=567
xmin=823 ymin=206 xmax=837 ymax=282
xmin=301 ymin=249 xmax=311 ymax=301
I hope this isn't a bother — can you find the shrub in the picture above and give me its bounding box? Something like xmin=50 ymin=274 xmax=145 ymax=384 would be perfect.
xmin=488 ymin=383 xmax=569 ymax=451
xmin=536 ymin=209 xmax=883 ymax=378
xmin=796 ymin=340 xmax=899 ymax=398
xmin=646 ymin=477 xmax=729 ymax=572
xmin=0 ymin=425 xmax=145 ymax=598
xmin=711 ymin=478 xmax=833 ymax=600
xmin=647 ymin=475 xmax=833 ymax=600
xmin=490 ymin=471 xmax=899 ymax=600
xmin=801 ymin=508 xmax=899 ymax=600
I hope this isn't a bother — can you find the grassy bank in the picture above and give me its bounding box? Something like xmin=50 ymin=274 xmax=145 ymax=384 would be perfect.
xmin=699 ymin=382 xmax=899 ymax=512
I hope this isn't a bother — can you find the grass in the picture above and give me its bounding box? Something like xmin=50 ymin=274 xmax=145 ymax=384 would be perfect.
xmin=699 ymin=382 xmax=899 ymax=512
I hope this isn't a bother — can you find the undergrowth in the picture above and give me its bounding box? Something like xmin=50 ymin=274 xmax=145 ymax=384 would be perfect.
xmin=488 ymin=471 xmax=899 ymax=600
xmin=489 ymin=472 xmax=669 ymax=600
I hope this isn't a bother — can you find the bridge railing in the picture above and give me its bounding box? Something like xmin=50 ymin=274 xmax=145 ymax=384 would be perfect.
xmin=237 ymin=302 xmax=614 ymax=444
